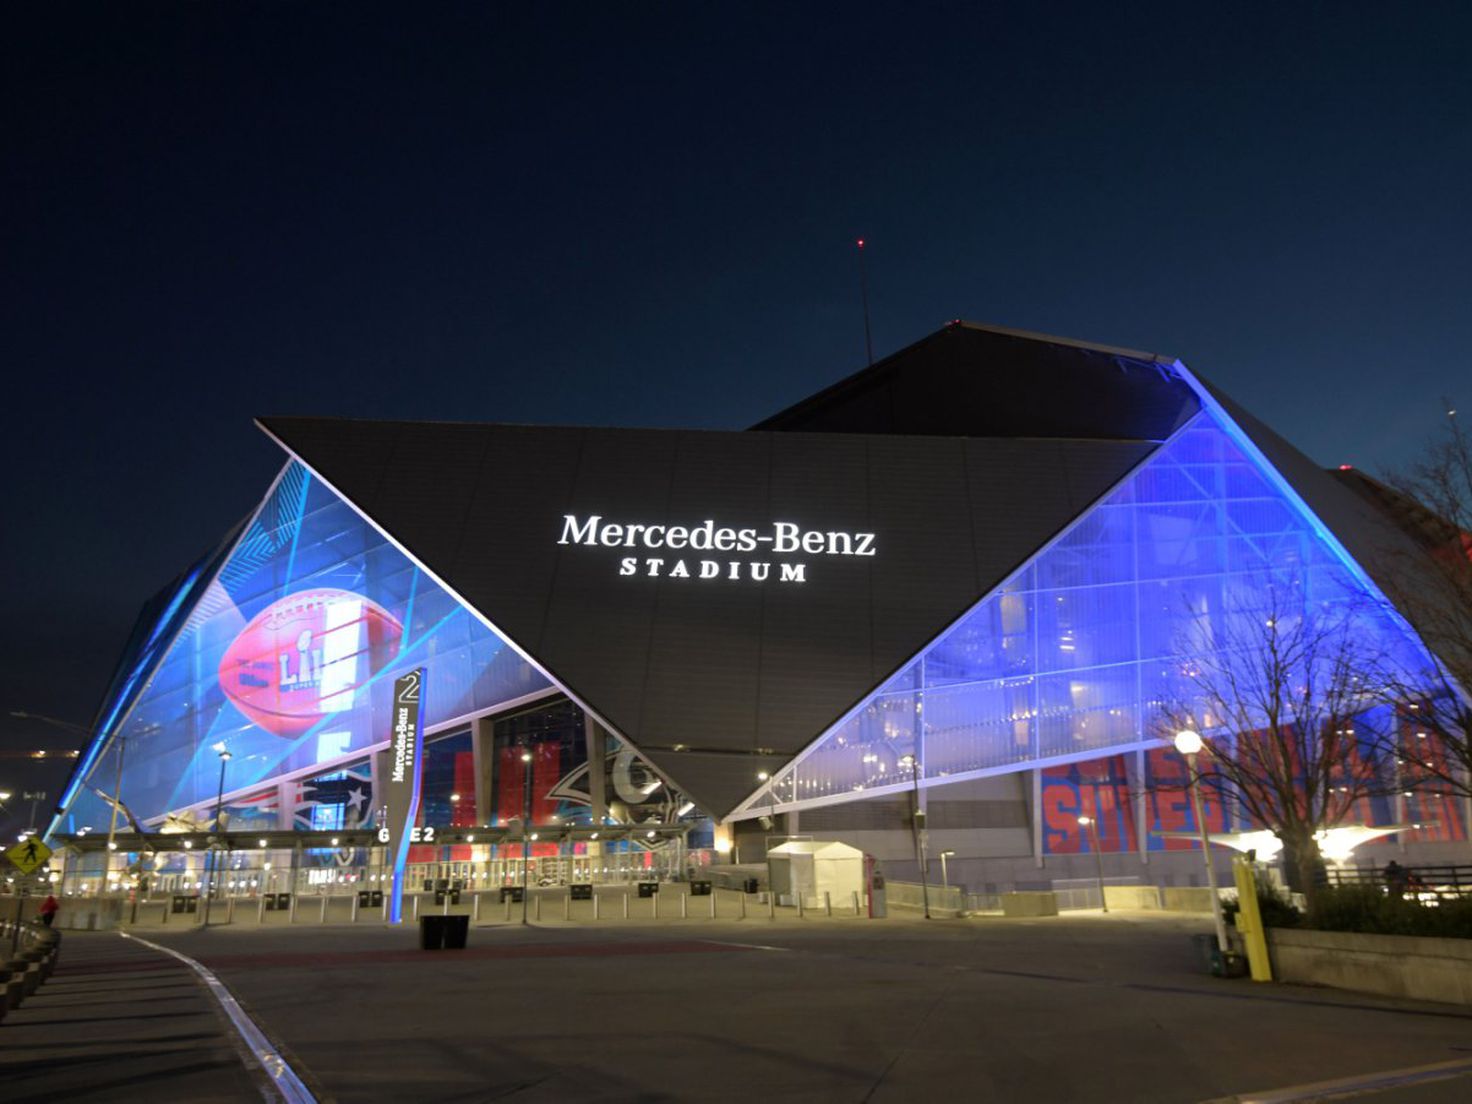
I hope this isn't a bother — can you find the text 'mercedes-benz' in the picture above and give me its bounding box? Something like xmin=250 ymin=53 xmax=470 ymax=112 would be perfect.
xmin=556 ymin=515 xmax=877 ymax=583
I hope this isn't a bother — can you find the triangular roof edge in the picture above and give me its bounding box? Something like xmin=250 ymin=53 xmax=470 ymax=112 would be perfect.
xmin=750 ymin=319 xmax=1180 ymax=432
xmin=249 ymin=419 xmax=721 ymax=814
xmin=46 ymin=461 xmax=298 ymax=842
xmin=1169 ymin=359 xmax=1440 ymax=645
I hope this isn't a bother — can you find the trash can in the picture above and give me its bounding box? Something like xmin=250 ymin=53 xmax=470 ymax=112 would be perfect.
xmin=420 ymin=914 xmax=448 ymax=950
xmin=444 ymin=915 xmax=470 ymax=949
xmin=743 ymin=878 xmax=759 ymax=894
xmin=690 ymin=880 xmax=712 ymax=896
xmin=357 ymin=891 xmax=372 ymax=907
xmin=637 ymin=882 xmax=659 ymax=898
xmin=1191 ymin=933 xmax=1248 ymax=978
xmin=570 ymin=884 xmax=593 ymax=900
xmin=275 ymin=893 xmax=291 ymax=910
xmin=500 ymin=886 xmax=524 ymax=903
xmin=369 ymin=890 xmax=384 ymax=907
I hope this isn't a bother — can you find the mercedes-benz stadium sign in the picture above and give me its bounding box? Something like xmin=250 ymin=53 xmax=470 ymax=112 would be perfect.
xmin=557 ymin=514 xmax=877 ymax=582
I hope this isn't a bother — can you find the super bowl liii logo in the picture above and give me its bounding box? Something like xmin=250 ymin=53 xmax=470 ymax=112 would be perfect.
xmin=557 ymin=515 xmax=876 ymax=583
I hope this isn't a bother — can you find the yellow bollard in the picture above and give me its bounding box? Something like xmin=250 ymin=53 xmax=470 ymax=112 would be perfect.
xmin=1231 ymin=856 xmax=1273 ymax=982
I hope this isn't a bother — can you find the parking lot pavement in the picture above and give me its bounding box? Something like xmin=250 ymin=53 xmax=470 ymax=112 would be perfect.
xmin=137 ymin=911 xmax=1472 ymax=1103
xmin=0 ymin=930 xmax=271 ymax=1104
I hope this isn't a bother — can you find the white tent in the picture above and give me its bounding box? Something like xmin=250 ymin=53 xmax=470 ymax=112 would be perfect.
xmin=767 ymin=840 xmax=865 ymax=909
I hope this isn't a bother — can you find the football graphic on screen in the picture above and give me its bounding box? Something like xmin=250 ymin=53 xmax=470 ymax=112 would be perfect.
xmin=218 ymin=588 xmax=404 ymax=737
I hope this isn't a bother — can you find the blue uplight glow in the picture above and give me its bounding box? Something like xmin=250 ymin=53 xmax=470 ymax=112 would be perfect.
xmin=59 ymin=462 xmax=550 ymax=831
xmin=746 ymin=406 xmax=1438 ymax=815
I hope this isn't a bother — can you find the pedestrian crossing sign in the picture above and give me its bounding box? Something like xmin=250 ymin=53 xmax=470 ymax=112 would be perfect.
xmin=5 ymin=837 xmax=52 ymax=875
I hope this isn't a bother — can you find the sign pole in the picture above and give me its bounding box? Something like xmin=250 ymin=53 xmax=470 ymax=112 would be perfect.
xmin=380 ymin=670 xmax=426 ymax=925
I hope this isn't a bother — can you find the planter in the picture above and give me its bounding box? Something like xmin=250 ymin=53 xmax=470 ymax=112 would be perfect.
xmin=1001 ymin=892 xmax=1058 ymax=917
xmin=1161 ymin=887 xmax=1216 ymax=913
xmin=1267 ymin=927 xmax=1472 ymax=1006
xmin=1103 ymin=885 xmax=1163 ymax=910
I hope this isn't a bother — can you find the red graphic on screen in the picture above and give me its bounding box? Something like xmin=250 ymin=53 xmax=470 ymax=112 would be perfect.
xmin=1041 ymin=755 xmax=1138 ymax=853
xmin=218 ymin=588 xmax=403 ymax=737
xmin=497 ymin=741 xmax=562 ymax=823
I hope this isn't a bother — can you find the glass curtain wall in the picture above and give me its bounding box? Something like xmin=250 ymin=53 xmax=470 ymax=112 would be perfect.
xmin=61 ymin=460 xmax=551 ymax=832
xmin=747 ymin=408 xmax=1437 ymax=814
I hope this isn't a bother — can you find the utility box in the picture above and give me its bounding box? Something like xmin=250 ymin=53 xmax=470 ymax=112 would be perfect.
xmin=767 ymin=840 xmax=865 ymax=911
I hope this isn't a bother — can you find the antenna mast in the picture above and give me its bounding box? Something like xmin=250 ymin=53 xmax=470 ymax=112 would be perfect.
xmin=856 ymin=238 xmax=874 ymax=367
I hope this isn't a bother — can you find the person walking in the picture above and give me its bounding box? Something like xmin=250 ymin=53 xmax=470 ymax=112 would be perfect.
xmin=39 ymin=893 xmax=59 ymax=927
xmin=1383 ymin=860 xmax=1409 ymax=897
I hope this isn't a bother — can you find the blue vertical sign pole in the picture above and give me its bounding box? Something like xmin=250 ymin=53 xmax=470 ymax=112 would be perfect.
xmin=381 ymin=669 xmax=425 ymax=924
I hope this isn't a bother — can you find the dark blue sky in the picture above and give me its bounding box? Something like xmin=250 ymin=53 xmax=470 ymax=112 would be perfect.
xmin=2 ymin=3 xmax=1469 ymax=803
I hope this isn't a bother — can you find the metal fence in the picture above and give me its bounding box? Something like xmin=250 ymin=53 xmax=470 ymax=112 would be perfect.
xmin=1326 ymin=864 xmax=1472 ymax=900
xmin=965 ymin=876 xmax=1145 ymax=914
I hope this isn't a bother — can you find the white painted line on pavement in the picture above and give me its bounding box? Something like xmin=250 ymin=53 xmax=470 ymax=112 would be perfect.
xmin=707 ymin=939 xmax=789 ymax=952
xmin=119 ymin=931 xmax=317 ymax=1104
xmin=1213 ymin=1054 xmax=1472 ymax=1103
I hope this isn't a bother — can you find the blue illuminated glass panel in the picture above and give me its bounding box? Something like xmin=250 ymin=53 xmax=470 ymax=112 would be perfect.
xmin=65 ymin=462 xmax=551 ymax=827
xmin=761 ymin=409 xmax=1437 ymax=811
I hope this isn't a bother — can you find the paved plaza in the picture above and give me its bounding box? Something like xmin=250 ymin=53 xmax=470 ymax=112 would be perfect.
xmin=4 ymin=910 xmax=1472 ymax=1102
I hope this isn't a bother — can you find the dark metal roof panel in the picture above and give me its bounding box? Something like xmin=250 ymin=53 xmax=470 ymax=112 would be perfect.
xmin=754 ymin=322 xmax=1199 ymax=442
xmin=257 ymin=416 xmax=1156 ymax=818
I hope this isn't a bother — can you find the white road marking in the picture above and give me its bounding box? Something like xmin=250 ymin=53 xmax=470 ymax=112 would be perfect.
xmin=1213 ymin=1055 xmax=1472 ymax=1103
xmin=119 ymin=931 xmax=317 ymax=1104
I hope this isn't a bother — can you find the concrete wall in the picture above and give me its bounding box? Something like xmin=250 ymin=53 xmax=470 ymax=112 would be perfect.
xmin=1161 ymin=887 xmax=1216 ymax=913
xmin=1001 ymin=892 xmax=1058 ymax=917
xmin=1268 ymin=928 xmax=1472 ymax=1007
xmin=1104 ymin=885 xmax=1163 ymax=910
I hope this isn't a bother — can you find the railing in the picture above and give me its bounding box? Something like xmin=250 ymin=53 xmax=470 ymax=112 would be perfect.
xmin=884 ymin=881 xmax=966 ymax=914
xmin=964 ymin=876 xmax=1147 ymax=914
xmin=1326 ymin=864 xmax=1472 ymax=899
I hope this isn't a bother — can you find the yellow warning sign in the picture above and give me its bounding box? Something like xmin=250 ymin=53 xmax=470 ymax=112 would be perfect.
xmin=5 ymin=837 xmax=52 ymax=875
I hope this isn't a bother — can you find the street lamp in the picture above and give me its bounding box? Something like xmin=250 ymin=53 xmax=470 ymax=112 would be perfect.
xmin=1077 ymin=816 xmax=1108 ymax=913
xmin=939 ymin=849 xmax=955 ymax=889
xmin=102 ymin=734 xmax=128 ymax=896
xmin=520 ymin=748 xmax=532 ymax=925
xmin=897 ymin=753 xmax=930 ymax=919
xmin=1174 ymin=729 xmax=1229 ymax=952
xmin=201 ymin=747 xmax=231 ymax=928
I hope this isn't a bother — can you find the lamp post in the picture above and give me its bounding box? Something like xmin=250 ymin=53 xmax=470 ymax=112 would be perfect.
xmin=201 ymin=747 xmax=231 ymax=928
xmin=898 ymin=753 xmax=930 ymax=919
xmin=1077 ymin=816 xmax=1108 ymax=913
xmin=1174 ymin=730 xmax=1229 ymax=952
xmin=520 ymin=748 xmax=532 ymax=925
xmin=103 ymin=735 xmax=127 ymax=896
xmin=939 ymin=850 xmax=955 ymax=889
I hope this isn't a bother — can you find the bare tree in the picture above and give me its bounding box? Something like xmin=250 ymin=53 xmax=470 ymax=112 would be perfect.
xmin=1370 ymin=410 xmax=1472 ymax=807
xmin=1157 ymin=584 xmax=1397 ymax=899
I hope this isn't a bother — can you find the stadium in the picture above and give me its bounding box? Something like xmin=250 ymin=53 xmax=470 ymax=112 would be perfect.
xmin=40 ymin=322 xmax=1469 ymax=911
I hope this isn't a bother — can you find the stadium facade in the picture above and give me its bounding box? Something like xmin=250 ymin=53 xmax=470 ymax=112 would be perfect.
xmin=46 ymin=323 xmax=1469 ymax=900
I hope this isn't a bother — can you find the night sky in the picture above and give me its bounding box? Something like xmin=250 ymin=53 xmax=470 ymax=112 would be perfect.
xmin=3 ymin=4 xmax=1469 ymax=833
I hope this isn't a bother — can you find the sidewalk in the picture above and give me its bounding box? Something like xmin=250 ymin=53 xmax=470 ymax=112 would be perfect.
xmin=0 ymin=931 xmax=271 ymax=1103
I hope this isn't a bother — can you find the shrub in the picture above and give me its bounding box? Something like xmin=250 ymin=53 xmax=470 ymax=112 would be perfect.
xmin=1224 ymin=884 xmax=1301 ymax=930
xmin=1305 ymin=886 xmax=1472 ymax=939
